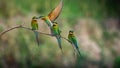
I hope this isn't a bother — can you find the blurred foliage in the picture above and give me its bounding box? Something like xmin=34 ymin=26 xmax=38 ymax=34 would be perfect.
xmin=0 ymin=0 xmax=120 ymax=68
xmin=114 ymin=56 xmax=120 ymax=68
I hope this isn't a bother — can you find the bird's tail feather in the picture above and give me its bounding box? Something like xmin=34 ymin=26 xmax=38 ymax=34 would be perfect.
xmin=72 ymin=44 xmax=76 ymax=57
xmin=34 ymin=31 xmax=39 ymax=46
xmin=56 ymin=36 xmax=63 ymax=54
xmin=77 ymin=48 xmax=82 ymax=57
xmin=74 ymin=43 xmax=82 ymax=57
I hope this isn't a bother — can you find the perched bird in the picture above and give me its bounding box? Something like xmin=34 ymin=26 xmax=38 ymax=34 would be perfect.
xmin=68 ymin=30 xmax=82 ymax=56
xmin=51 ymin=22 xmax=63 ymax=54
xmin=37 ymin=0 xmax=63 ymax=31
xmin=31 ymin=16 xmax=39 ymax=46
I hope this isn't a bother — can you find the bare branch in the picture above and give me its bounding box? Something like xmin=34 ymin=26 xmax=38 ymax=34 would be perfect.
xmin=61 ymin=36 xmax=71 ymax=43
xmin=0 ymin=25 xmax=22 ymax=37
xmin=0 ymin=24 xmax=70 ymax=43
xmin=19 ymin=26 xmax=52 ymax=36
xmin=0 ymin=24 xmax=52 ymax=38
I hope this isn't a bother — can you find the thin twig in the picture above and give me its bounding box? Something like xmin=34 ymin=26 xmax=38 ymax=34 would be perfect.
xmin=0 ymin=25 xmax=68 ymax=40
xmin=0 ymin=25 xmax=51 ymax=38
xmin=20 ymin=26 xmax=52 ymax=36
xmin=0 ymin=24 xmax=71 ymax=44
xmin=0 ymin=25 xmax=22 ymax=37
xmin=61 ymin=36 xmax=71 ymax=43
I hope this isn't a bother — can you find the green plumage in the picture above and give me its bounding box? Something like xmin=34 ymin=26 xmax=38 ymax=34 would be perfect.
xmin=39 ymin=16 xmax=53 ymax=27
xmin=68 ymin=30 xmax=82 ymax=56
xmin=31 ymin=20 xmax=38 ymax=30
xmin=31 ymin=17 xmax=39 ymax=46
xmin=44 ymin=17 xmax=53 ymax=27
xmin=38 ymin=16 xmax=53 ymax=35
xmin=52 ymin=22 xmax=63 ymax=54
xmin=52 ymin=25 xmax=61 ymax=35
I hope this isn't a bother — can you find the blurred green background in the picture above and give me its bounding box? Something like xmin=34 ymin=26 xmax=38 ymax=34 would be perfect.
xmin=0 ymin=0 xmax=120 ymax=68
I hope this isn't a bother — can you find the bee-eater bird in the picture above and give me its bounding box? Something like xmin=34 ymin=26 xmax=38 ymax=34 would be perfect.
xmin=68 ymin=30 xmax=82 ymax=56
xmin=37 ymin=0 xmax=63 ymax=28
xmin=51 ymin=22 xmax=63 ymax=54
xmin=31 ymin=16 xmax=39 ymax=46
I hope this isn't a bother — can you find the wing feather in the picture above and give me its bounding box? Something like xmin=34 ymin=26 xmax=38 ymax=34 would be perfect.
xmin=48 ymin=0 xmax=63 ymax=22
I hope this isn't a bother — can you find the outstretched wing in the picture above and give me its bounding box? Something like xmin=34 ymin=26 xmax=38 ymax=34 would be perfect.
xmin=48 ymin=0 xmax=63 ymax=22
